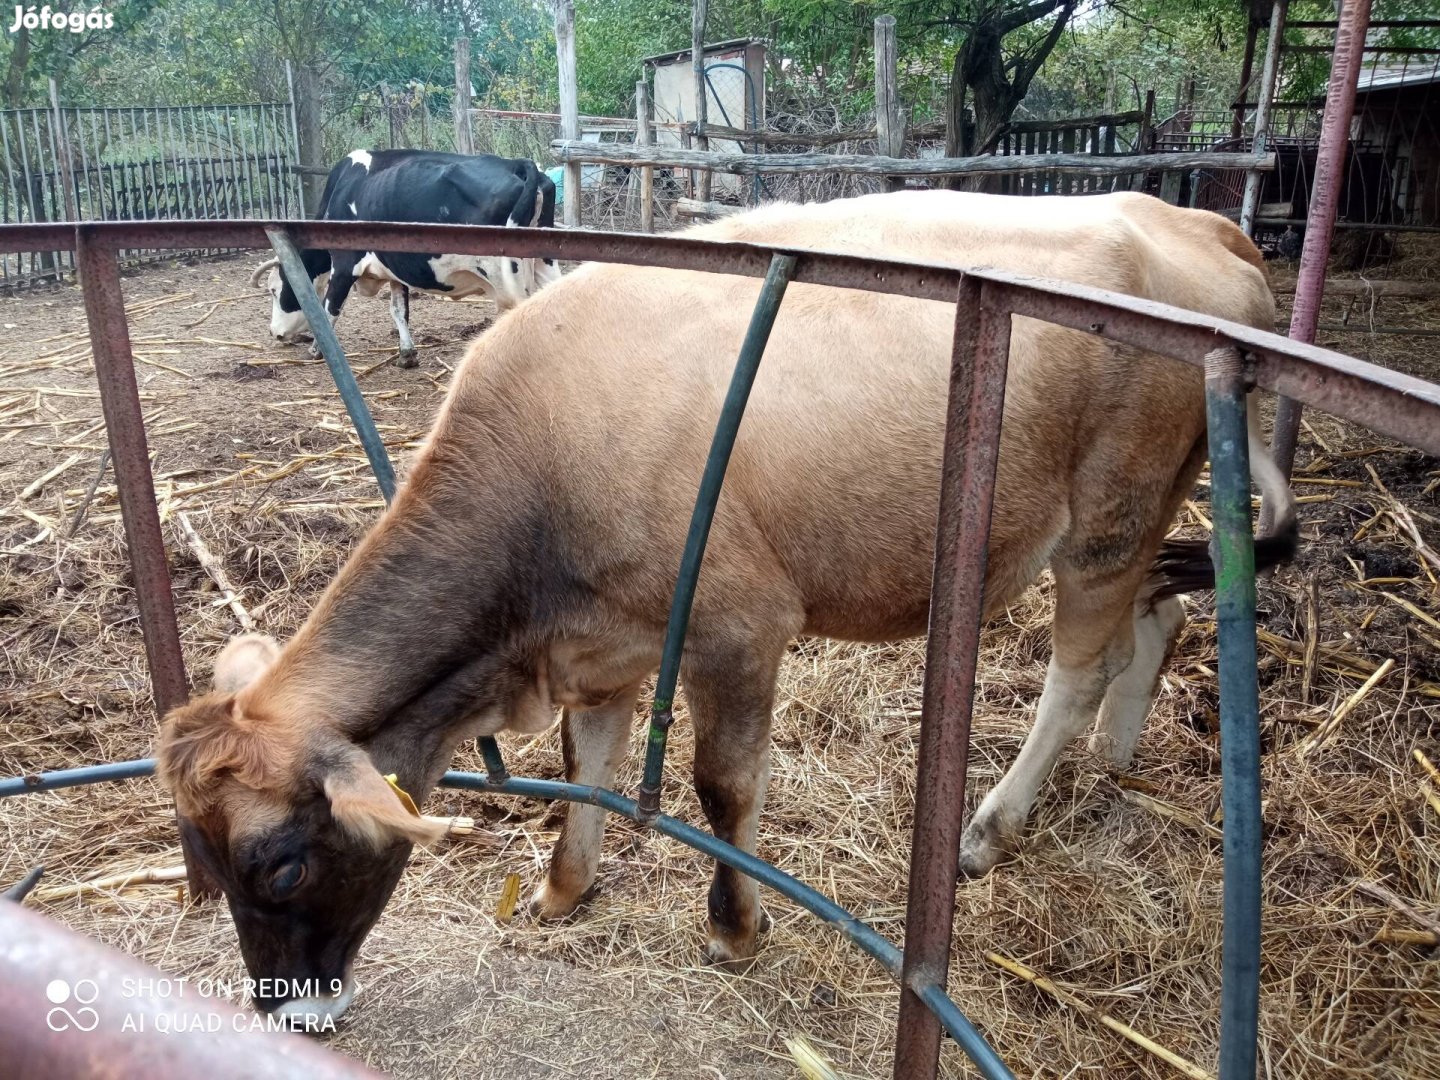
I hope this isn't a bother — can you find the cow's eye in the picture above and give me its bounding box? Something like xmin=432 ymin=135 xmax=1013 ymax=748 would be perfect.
xmin=269 ymin=860 xmax=307 ymax=897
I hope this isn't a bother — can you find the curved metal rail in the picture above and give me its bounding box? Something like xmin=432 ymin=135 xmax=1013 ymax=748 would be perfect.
xmin=0 ymin=759 xmax=1011 ymax=1079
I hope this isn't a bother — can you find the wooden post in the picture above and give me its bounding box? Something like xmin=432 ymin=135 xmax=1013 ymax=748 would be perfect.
xmin=453 ymin=39 xmax=474 ymax=155
xmin=874 ymin=16 xmax=902 ymax=193
xmin=1130 ymin=89 xmax=1156 ymax=192
xmin=1232 ymin=15 xmax=1262 ymax=140
xmin=286 ymin=60 xmax=324 ymax=215
xmin=636 ymin=80 xmax=654 ymax=232
xmin=552 ymin=0 xmax=580 ymax=227
xmin=47 ymin=78 xmax=79 ymax=225
xmin=692 ymin=0 xmax=710 ymax=202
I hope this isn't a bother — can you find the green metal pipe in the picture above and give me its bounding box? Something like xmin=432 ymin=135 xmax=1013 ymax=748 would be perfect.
xmin=1204 ymin=347 xmax=1262 ymax=1080
xmin=636 ymin=252 xmax=797 ymax=818
xmin=265 ymin=227 xmax=397 ymax=503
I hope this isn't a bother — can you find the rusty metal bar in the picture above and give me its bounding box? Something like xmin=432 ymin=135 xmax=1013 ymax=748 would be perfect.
xmin=0 ymin=902 xmax=384 ymax=1078
xmin=74 ymin=226 xmax=214 ymax=902
xmin=982 ymin=280 xmax=1440 ymax=457
xmin=894 ymin=277 xmax=1012 ymax=1080
xmin=11 ymin=219 xmax=1435 ymax=459
xmin=1273 ymin=0 xmax=1374 ymax=481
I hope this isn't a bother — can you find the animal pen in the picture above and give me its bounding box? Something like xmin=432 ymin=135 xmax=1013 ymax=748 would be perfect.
xmin=0 ymin=204 xmax=1438 ymax=1080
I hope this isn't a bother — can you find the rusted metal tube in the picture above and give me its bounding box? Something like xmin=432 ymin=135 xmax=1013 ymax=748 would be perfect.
xmin=76 ymin=229 xmax=190 ymax=719
xmin=14 ymin=219 xmax=1440 ymax=459
xmin=0 ymin=902 xmax=384 ymax=1079
xmin=894 ymin=278 xmax=1012 ymax=1080
xmin=75 ymin=227 xmax=213 ymax=901
xmin=1273 ymin=0 xmax=1374 ymax=479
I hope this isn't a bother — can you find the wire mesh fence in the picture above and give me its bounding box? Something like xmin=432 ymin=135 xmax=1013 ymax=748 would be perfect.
xmin=0 ymin=102 xmax=302 ymax=288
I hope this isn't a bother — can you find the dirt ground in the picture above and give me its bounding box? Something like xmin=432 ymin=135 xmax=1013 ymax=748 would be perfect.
xmin=1 ymin=248 xmax=1438 ymax=1080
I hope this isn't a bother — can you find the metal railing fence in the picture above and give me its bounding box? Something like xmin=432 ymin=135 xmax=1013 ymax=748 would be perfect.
xmin=0 ymin=218 xmax=1437 ymax=1080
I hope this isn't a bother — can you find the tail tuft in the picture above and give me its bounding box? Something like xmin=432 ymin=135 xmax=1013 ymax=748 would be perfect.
xmin=1149 ymin=517 xmax=1299 ymax=599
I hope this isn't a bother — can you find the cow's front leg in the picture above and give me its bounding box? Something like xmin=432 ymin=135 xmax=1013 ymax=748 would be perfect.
xmin=531 ymin=684 xmax=641 ymax=920
xmin=684 ymin=642 xmax=785 ymax=971
xmin=388 ymin=284 xmax=417 ymax=368
xmin=309 ymin=267 xmax=358 ymax=359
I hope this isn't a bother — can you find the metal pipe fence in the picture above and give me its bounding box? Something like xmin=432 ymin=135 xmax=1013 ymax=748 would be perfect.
xmin=1 ymin=218 xmax=1439 ymax=1080
xmin=0 ymin=103 xmax=302 ymax=288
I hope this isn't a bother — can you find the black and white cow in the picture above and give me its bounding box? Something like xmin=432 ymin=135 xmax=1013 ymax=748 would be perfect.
xmin=252 ymin=150 xmax=560 ymax=364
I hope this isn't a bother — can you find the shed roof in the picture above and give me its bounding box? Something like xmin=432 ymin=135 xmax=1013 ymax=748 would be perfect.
xmin=642 ymin=38 xmax=765 ymax=67
xmin=1354 ymin=62 xmax=1440 ymax=94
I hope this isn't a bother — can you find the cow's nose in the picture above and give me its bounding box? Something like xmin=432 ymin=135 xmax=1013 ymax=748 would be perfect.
xmin=254 ymin=993 xmax=286 ymax=1014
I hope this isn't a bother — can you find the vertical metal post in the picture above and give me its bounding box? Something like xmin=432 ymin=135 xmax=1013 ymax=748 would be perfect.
xmin=1273 ymin=0 xmax=1373 ymax=479
xmin=1205 ymin=346 xmax=1262 ymax=1080
xmin=893 ymin=277 xmax=1010 ymax=1080
xmin=1239 ymin=0 xmax=1287 ymax=238
xmin=636 ymin=253 xmax=798 ymax=819
xmin=266 ymin=227 xmax=397 ymax=503
xmin=76 ymin=226 xmax=217 ymax=901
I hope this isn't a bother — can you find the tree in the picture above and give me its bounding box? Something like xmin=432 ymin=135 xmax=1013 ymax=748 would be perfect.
xmin=898 ymin=0 xmax=1084 ymax=159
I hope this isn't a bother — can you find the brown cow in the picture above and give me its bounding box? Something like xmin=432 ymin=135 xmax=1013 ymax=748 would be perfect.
xmin=157 ymin=190 xmax=1295 ymax=1022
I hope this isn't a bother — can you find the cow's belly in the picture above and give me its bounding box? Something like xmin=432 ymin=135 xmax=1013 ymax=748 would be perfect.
xmin=362 ymin=251 xmax=533 ymax=309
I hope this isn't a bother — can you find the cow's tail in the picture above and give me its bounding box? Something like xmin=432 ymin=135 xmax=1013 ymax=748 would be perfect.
xmin=1149 ymin=395 xmax=1300 ymax=598
xmin=506 ymin=161 xmax=545 ymax=228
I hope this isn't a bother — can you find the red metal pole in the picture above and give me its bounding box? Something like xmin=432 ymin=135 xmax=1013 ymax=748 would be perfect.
xmin=1272 ymin=0 xmax=1373 ymax=480
xmin=75 ymin=227 xmax=216 ymax=901
xmin=0 ymin=902 xmax=384 ymax=1078
xmin=894 ymin=278 xmax=1011 ymax=1080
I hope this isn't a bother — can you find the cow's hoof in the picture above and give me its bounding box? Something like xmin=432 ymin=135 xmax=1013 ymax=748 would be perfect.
xmin=528 ymin=880 xmax=580 ymax=921
xmin=701 ymin=934 xmax=758 ymax=973
xmin=957 ymin=810 xmax=1011 ymax=879
xmin=395 ymin=350 xmax=419 ymax=370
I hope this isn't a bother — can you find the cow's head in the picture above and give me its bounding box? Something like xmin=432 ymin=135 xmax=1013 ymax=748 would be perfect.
xmin=155 ymin=633 xmax=560 ymax=1024
xmin=156 ymin=634 xmax=446 ymax=1023
xmin=250 ymin=253 xmax=332 ymax=344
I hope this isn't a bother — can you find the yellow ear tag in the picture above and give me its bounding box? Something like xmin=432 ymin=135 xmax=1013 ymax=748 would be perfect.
xmin=383 ymin=774 xmax=421 ymax=818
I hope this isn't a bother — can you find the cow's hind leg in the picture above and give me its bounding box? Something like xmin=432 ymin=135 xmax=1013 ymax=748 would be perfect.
xmin=683 ymin=638 xmax=789 ymax=970
xmin=958 ymin=561 xmax=1142 ymax=878
xmin=1087 ymin=594 xmax=1186 ymax=768
xmin=388 ymin=284 xmax=417 ymax=367
xmin=531 ymin=684 xmax=642 ymax=920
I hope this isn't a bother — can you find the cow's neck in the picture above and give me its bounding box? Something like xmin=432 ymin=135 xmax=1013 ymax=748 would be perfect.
xmin=245 ymin=427 xmax=559 ymax=789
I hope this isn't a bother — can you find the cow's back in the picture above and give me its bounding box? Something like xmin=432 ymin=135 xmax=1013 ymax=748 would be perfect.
xmin=437 ymin=191 xmax=1272 ymax=641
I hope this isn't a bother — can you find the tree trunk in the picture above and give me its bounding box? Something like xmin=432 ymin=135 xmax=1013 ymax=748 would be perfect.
xmin=944 ymin=51 xmax=966 ymax=191
xmin=4 ymin=27 xmax=30 ymax=108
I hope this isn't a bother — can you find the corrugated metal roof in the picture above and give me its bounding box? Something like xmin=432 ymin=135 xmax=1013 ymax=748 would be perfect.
xmin=1355 ymin=62 xmax=1440 ymax=94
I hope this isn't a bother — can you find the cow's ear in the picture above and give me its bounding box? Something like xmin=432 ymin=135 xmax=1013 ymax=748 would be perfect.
xmin=156 ymin=697 xmax=283 ymax=811
xmin=213 ymin=633 xmax=280 ymax=693
xmin=323 ymin=748 xmax=445 ymax=849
